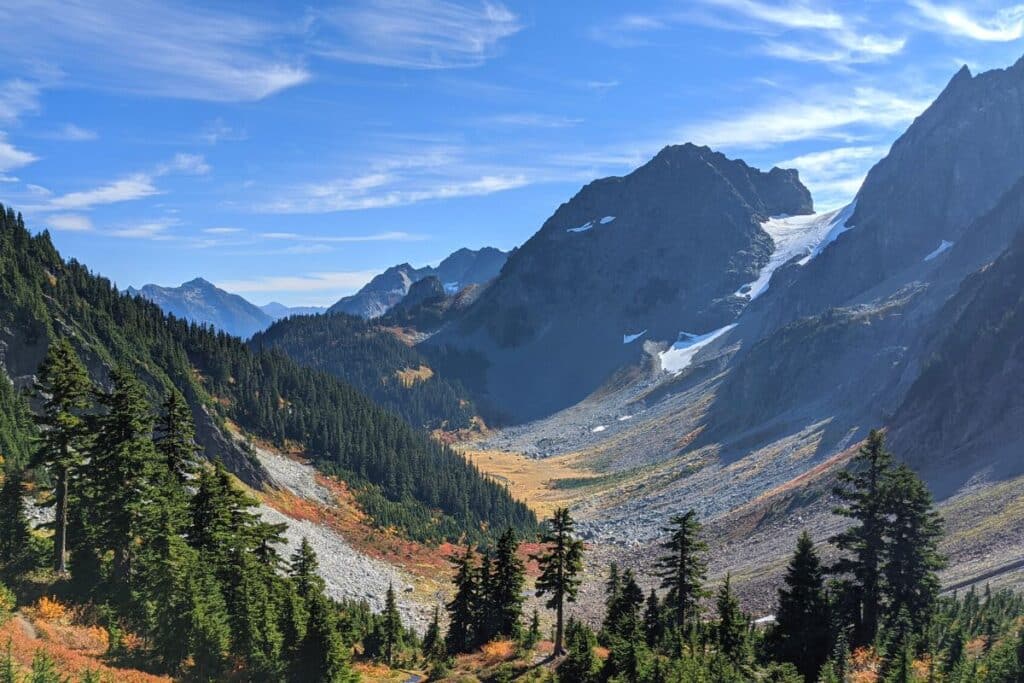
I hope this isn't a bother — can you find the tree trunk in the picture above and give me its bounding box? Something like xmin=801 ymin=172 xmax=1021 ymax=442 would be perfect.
xmin=53 ymin=466 xmax=68 ymax=574
xmin=554 ymin=597 xmax=565 ymax=656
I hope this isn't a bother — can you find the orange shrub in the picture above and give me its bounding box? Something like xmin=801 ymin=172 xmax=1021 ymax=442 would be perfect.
xmin=35 ymin=596 xmax=70 ymax=623
xmin=481 ymin=639 xmax=516 ymax=664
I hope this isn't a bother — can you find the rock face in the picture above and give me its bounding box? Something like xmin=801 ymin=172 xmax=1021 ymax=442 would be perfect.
xmin=431 ymin=144 xmax=812 ymax=422
xmin=328 ymin=247 xmax=508 ymax=319
xmin=127 ymin=278 xmax=273 ymax=339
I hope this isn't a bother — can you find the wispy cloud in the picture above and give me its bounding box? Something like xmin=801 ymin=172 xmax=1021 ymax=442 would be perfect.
xmin=46 ymin=124 xmax=98 ymax=141
xmin=313 ymin=0 xmax=521 ymax=69
xmin=589 ymin=15 xmax=668 ymax=47
xmin=199 ymin=119 xmax=247 ymax=144
xmin=0 ymin=0 xmax=309 ymax=102
xmin=483 ymin=113 xmax=583 ymax=128
xmin=0 ymin=134 xmax=38 ymax=172
xmin=261 ymin=230 xmax=426 ymax=242
xmin=910 ymin=1 xmax=1024 ymax=41
xmin=679 ymin=87 xmax=930 ymax=149
xmin=0 ymin=79 xmax=41 ymax=123
xmin=777 ymin=145 xmax=886 ymax=209
xmin=110 ymin=219 xmax=176 ymax=240
xmin=580 ymin=79 xmax=620 ymax=92
xmin=215 ymin=271 xmax=380 ymax=295
xmin=33 ymin=153 xmax=210 ymax=211
xmin=203 ymin=226 xmax=244 ymax=235
xmin=46 ymin=214 xmax=93 ymax=232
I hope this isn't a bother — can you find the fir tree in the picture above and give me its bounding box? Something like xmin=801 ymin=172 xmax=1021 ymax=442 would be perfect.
xmin=290 ymin=537 xmax=326 ymax=601
xmin=422 ymin=606 xmax=445 ymax=662
xmin=532 ymin=507 xmax=585 ymax=656
xmin=882 ymin=464 xmax=945 ymax=633
xmin=830 ymin=429 xmax=894 ymax=646
xmin=773 ymin=532 xmax=829 ymax=681
xmin=294 ymin=592 xmax=356 ymax=683
xmin=0 ymin=640 xmax=16 ymax=683
xmin=715 ymin=574 xmax=748 ymax=663
xmin=29 ymin=649 xmax=60 ymax=683
xmin=33 ymin=338 xmax=91 ymax=574
xmin=446 ymin=545 xmax=479 ymax=654
xmin=654 ymin=510 xmax=708 ymax=630
xmin=558 ymin=618 xmax=598 ymax=683
xmin=0 ymin=469 xmax=32 ymax=577
xmin=490 ymin=527 xmax=526 ymax=640
xmin=154 ymin=388 xmax=199 ymax=485
xmin=522 ymin=609 xmax=541 ymax=651
xmin=644 ymin=589 xmax=664 ymax=648
xmin=381 ymin=583 xmax=404 ymax=665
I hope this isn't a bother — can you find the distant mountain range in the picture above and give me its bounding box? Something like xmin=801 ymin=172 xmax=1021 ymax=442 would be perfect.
xmin=260 ymin=302 xmax=328 ymax=320
xmin=126 ymin=278 xmax=275 ymax=339
xmin=328 ymin=246 xmax=508 ymax=319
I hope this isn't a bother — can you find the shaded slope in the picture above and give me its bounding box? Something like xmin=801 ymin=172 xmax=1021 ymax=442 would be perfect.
xmin=127 ymin=277 xmax=273 ymax=338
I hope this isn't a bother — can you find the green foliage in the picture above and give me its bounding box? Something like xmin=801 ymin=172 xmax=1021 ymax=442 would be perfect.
xmin=772 ymin=531 xmax=829 ymax=681
xmin=558 ymin=619 xmax=599 ymax=683
xmin=532 ymin=507 xmax=585 ymax=656
xmin=714 ymin=574 xmax=748 ymax=662
xmin=654 ymin=509 xmax=708 ymax=630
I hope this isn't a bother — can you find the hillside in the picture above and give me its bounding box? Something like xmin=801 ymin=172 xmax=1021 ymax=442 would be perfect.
xmin=0 ymin=205 xmax=536 ymax=546
xmin=126 ymin=277 xmax=274 ymax=339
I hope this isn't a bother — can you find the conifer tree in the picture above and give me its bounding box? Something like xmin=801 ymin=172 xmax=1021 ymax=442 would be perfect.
xmin=654 ymin=510 xmax=708 ymax=630
xmin=532 ymin=507 xmax=585 ymax=656
xmin=558 ymin=618 xmax=598 ymax=683
xmin=154 ymin=389 xmax=199 ymax=485
xmin=830 ymin=429 xmax=894 ymax=646
xmin=522 ymin=609 xmax=541 ymax=651
xmin=294 ymin=592 xmax=356 ymax=683
xmin=773 ymin=532 xmax=829 ymax=681
xmin=475 ymin=549 xmax=496 ymax=645
xmin=422 ymin=606 xmax=445 ymax=662
xmin=644 ymin=589 xmax=664 ymax=648
xmin=446 ymin=545 xmax=479 ymax=654
xmin=0 ymin=469 xmax=32 ymax=577
xmin=601 ymin=562 xmax=623 ymax=641
xmin=0 ymin=641 xmax=16 ymax=683
xmin=381 ymin=583 xmax=404 ymax=665
xmin=715 ymin=574 xmax=748 ymax=662
xmin=490 ymin=527 xmax=526 ymax=640
xmin=33 ymin=338 xmax=91 ymax=573
xmin=29 ymin=649 xmax=60 ymax=683
xmin=882 ymin=464 xmax=945 ymax=633
xmin=291 ymin=537 xmax=326 ymax=601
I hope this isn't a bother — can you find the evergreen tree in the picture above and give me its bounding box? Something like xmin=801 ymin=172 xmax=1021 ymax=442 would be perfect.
xmin=830 ymin=429 xmax=894 ymax=646
xmin=29 ymin=650 xmax=60 ymax=683
xmin=654 ymin=510 xmax=708 ymax=630
xmin=0 ymin=469 xmax=32 ymax=577
xmin=643 ymin=589 xmax=664 ymax=648
xmin=773 ymin=532 xmax=829 ymax=681
xmin=446 ymin=545 xmax=479 ymax=654
xmin=602 ymin=562 xmax=622 ymax=639
xmin=422 ymin=606 xmax=445 ymax=662
xmin=227 ymin=548 xmax=285 ymax=679
xmin=882 ymin=464 xmax=945 ymax=633
xmin=294 ymin=592 xmax=356 ymax=683
xmin=85 ymin=367 xmax=160 ymax=591
xmin=522 ymin=609 xmax=541 ymax=651
xmin=475 ymin=549 xmax=495 ymax=645
xmin=532 ymin=507 xmax=585 ymax=656
xmin=381 ymin=583 xmax=404 ymax=665
xmin=715 ymin=574 xmax=748 ymax=662
xmin=33 ymin=338 xmax=91 ymax=574
xmin=490 ymin=528 xmax=526 ymax=641
xmin=290 ymin=537 xmax=325 ymax=601
xmin=558 ymin=618 xmax=598 ymax=683
xmin=0 ymin=640 xmax=16 ymax=683
xmin=154 ymin=388 xmax=199 ymax=485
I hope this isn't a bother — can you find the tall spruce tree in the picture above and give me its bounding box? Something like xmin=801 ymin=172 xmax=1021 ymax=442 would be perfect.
xmin=715 ymin=574 xmax=748 ymax=663
xmin=882 ymin=464 xmax=945 ymax=633
xmin=294 ymin=592 xmax=357 ymax=683
xmin=558 ymin=618 xmax=599 ymax=683
xmin=381 ymin=583 xmax=404 ymax=665
xmin=830 ymin=429 xmax=894 ymax=646
xmin=490 ymin=527 xmax=526 ymax=640
xmin=291 ymin=537 xmax=326 ymax=600
xmin=154 ymin=389 xmax=199 ymax=485
xmin=644 ymin=589 xmax=664 ymax=648
xmin=446 ymin=545 xmax=479 ymax=654
xmin=654 ymin=510 xmax=708 ymax=630
xmin=532 ymin=507 xmax=585 ymax=656
xmin=33 ymin=338 xmax=91 ymax=573
xmin=773 ymin=532 xmax=829 ymax=681
xmin=0 ymin=469 xmax=32 ymax=577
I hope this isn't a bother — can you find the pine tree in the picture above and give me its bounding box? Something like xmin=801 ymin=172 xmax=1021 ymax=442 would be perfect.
xmin=227 ymin=548 xmax=285 ymax=679
xmin=558 ymin=618 xmax=598 ymax=683
xmin=381 ymin=583 xmax=404 ymax=665
xmin=773 ymin=532 xmax=829 ymax=681
xmin=446 ymin=545 xmax=479 ymax=654
xmin=29 ymin=649 xmax=60 ymax=683
xmin=715 ymin=574 xmax=747 ymax=662
xmin=294 ymin=592 xmax=356 ymax=683
xmin=490 ymin=527 xmax=526 ymax=640
xmin=644 ymin=589 xmax=664 ymax=648
xmin=882 ymin=464 xmax=945 ymax=633
xmin=422 ymin=606 xmax=445 ymax=662
xmin=33 ymin=338 xmax=91 ymax=574
xmin=290 ymin=537 xmax=325 ymax=601
xmin=830 ymin=429 xmax=894 ymax=646
xmin=654 ymin=510 xmax=708 ymax=630
xmin=475 ymin=549 xmax=495 ymax=645
xmin=154 ymin=388 xmax=199 ymax=485
xmin=0 ymin=469 xmax=32 ymax=577
xmin=522 ymin=609 xmax=541 ymax=651
xmin=532 ymin=507 xmax=585 ymax=656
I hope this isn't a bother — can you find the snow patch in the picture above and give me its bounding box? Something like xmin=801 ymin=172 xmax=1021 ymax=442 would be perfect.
xmin=924 ymin=240 xmax=954 ymax=262
xmin=567 ymin=221 xmax=593 ymax=233
xmin=735 ymin=201 xmax=856 ymax=301
xmin=623 ymin=330 xmax=647 ymax=344
xmin=599 ymin=216 xmax=616 ymax=224
xmin=444 ymin=281 xmax=461 ymax=293
xmin=617 ymin=415 xmax=633 ymax=422
xmin=659 ymin=324 xmax=737 ymax=375
xmin=591 ymin=425 xmax=607 ymax=433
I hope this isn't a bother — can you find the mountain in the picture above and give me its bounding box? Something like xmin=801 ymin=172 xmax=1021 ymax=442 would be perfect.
xmin=0 ymin=206 xmax=535 ymax=544
xmin=127 ymin=277 xmax=273 ymax=339
xmin=260 ymin=301 xmax=327 ymax=319
xmin=428 ymin=144 xmax=813 ymax=422
xmin=328 ymin=246 xmax=508 ymax=319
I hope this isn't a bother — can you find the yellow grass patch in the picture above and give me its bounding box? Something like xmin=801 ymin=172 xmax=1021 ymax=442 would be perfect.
xmin=461 ymin=448 xmax=596 ymax=517
xmin=394 ymin=364 xmax=434 ymax=387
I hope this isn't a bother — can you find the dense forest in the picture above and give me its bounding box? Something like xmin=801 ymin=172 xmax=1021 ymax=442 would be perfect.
xmin=0 ymin=204 xmax=536 ymax=545
xmin=250 ymin=311 xmax=477 ymax=431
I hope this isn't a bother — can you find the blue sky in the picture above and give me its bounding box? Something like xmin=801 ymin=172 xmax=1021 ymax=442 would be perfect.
xmin=0 ymin=0 xmax=1021 ymax=306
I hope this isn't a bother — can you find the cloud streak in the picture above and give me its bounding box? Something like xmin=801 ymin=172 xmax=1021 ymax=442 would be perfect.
xmin=911 ymin=1 xmax=1024 ymax=41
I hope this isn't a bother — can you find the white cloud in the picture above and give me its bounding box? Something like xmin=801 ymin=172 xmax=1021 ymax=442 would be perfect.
xmin=216 ymin=270 xmax=380 ymax=294
xmin=261 ymin=231 xmax=426 ymax=242
xmin=484 ymin=113 xmax=583 ymax=128
xmin=0 ymin=0 xmax=310 ymax=102
xmin=0 ymin=79 xmax=41 ymax=123
xmin=46 ymin=174 xmax=159 ymax=211
xmin=581 ymin=79 xmax=620 ymax=92
xmin=702 ymin=0 xmax=843 ymax=30
xmin=158 ymin=153 xmax=211 ymax=176
xmin=0 ymin=175 xmax=18 ymax=183
xmin=763 ymin=30 xmax=906 ymax=64
xmin=199 ymin=119 xmax=246 ymax=144
xmin=314 ymin=0 xmax=521 ymax=69
xmin=777 ymin=145 xmax=886 ymax=209
xmin=679 ymin=88 xmax=930 ymax=149
xmin=911 ymin=1 xmax=1024 ymax=41
xmin=51 ymin=124 xmax=98 ymax=141
xmin=47 ymin=214 xmax=93 ymax=231
xmin=0 ymin=134 xmax=38 ymax=172
xmin=109 ymin=220 xmax=176 ymax=239
xmin=203 ymin=226 xmax=244 ymax=234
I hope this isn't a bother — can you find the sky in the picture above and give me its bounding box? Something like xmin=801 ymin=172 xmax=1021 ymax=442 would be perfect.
xmin=0 ymin=1 xmax=1021 ymax=306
